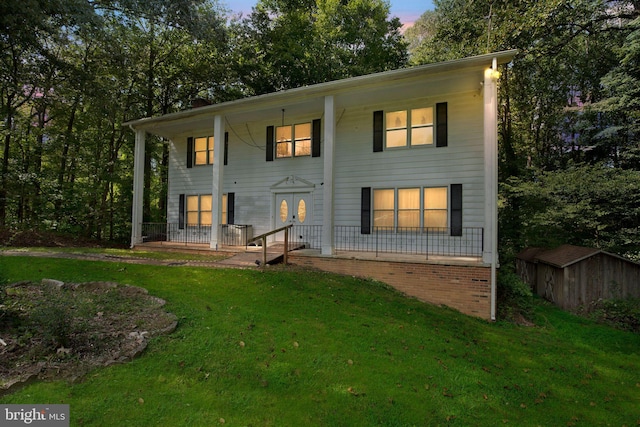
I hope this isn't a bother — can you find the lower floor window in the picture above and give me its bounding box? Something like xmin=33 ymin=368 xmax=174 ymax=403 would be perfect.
xmin=423 ymin=187 xmax=448 ymax=228
xmin=221 ymin=194 xmax=228 ymax=225
xmin=373 ymin=186 xmax=448 ymax=229
xmin=186 ymin=194 xmax=228 ymax=226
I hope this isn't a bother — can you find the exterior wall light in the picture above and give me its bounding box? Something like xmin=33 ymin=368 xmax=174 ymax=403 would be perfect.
xmin=484 ymin=68 xmax=501 ymax=80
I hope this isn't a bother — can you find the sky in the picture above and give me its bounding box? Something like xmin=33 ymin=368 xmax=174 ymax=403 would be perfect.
xmin=225 ymin=0 xmax=434 ymax=29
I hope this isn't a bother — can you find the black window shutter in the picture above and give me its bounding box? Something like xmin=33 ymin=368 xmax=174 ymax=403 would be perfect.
xmin=450 ymin=184 xmax=462 ymax=236
xmin=186 ymin=137 xmax=193 ymax=168
xmin=266 ymin=126 xmax=274 ymax=161
xmin=224 ymin=132 xmax=229 ymax=165
xmin=178 ymin=194 xmax=185 ymax=229
xmin=312 ymin=119 xmax=321 ymax=157
xmin=436 ymin=102 xmax=448 ymax=147
xmin=373 ymin=111 xmax=383 ymax=152
xmin=361 ymin=187 xmax=371 ymax=234
xmin=227 ymin=192 xmax=235 ymax=225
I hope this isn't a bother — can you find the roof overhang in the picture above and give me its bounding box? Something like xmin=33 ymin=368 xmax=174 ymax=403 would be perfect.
xmin=124 ymin=50 xmax=518 ymax=140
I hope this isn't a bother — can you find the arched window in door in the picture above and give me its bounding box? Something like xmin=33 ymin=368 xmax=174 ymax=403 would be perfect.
xmin=279 ymin=199 xmax=288 ymax=223
xmin=297 ymin=199 xmax=306 ymax=223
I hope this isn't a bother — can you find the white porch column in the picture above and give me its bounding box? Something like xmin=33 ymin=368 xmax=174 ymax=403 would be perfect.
xmin=321 ymin=95 xmax=336 ymax=255
xmin=130 ymin=128 xmax=146 ymax=248
xmin=483 ymin=58 xmax=500 ymax=320
xmin=210 ymin=114 xmax=225 ymax=249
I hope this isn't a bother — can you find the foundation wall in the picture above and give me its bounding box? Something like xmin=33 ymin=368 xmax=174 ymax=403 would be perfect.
xmin=289 ymin=254 xmax=492 ymax=319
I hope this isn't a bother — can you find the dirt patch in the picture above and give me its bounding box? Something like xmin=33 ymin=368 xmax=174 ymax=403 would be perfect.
xmin=0 ymin=280 xmax=177 ymax=395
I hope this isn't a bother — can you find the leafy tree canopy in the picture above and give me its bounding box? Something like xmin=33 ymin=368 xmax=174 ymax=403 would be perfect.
xmin=232 ymin=0 xmax=407 ymax=94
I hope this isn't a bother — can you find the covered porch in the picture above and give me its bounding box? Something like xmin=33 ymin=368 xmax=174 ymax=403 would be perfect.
xmin=138 ymin=222 xmax=484 ymax=261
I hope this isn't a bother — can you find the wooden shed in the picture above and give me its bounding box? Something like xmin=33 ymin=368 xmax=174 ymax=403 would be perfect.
xmin=516 ymin=244 xmax=640 ymax=310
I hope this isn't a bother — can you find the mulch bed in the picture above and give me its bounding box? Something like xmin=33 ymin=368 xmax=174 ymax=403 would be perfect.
xmin=0 ymin=280 xmax=177 ymax=395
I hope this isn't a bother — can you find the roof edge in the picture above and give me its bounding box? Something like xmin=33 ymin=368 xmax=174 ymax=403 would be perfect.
xmin=124 ymin=49 xmax=518 ymax=130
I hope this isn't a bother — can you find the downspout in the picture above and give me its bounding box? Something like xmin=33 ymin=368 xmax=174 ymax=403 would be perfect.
xmin=491 ymin=57 xmax=499 ymax=322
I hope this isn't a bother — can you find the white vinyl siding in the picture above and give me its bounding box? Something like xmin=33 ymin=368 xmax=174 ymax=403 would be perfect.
xmin=167 ymin=81 xmax=485 ymax=237
xmin=167 ymin=117 xmax=324 ymax=238
xmin=332 ymin=91 xmax=484 ymax=230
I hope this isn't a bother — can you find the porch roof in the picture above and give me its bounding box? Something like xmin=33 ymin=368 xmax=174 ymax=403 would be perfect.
xmin=124 ymin=50 xmax=517 ymax=140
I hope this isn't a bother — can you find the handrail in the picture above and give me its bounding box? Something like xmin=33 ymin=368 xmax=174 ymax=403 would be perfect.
xmin=247 ymin=224 xmax=293 ymax=244
xmin=247 ymin=224 xmax=293 ymax=266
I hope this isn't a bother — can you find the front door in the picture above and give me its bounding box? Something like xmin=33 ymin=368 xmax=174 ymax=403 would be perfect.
xmin=275 ymin=193 xmax=312 ymax=229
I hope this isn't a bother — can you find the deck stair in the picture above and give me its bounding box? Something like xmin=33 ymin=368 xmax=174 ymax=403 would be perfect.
xmin=217 ymin=242 xmax=305 ymax=267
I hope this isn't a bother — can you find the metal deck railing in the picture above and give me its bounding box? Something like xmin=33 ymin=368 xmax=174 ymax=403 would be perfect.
xmin=141 ymin=223 xmax=483 ymax=259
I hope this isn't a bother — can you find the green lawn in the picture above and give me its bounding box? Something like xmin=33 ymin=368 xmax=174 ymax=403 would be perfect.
xmin=1 ymin=255 xmax=639 ymax=426
xmin=2 ymin=246 xmax=229 ymax=261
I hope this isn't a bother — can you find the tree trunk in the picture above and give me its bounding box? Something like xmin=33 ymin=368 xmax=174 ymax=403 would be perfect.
xmin=56 ymin=97 xmax=80 ymax=218
xmin=0 ymin=127 xmax=11 ymax=226
xmin=143 ymin=25 xmax=156 ymax=223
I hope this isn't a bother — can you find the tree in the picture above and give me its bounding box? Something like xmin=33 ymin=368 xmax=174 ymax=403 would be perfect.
xmin=501 ymin=165 xmax=640 ymax=257
xmin=0 ymin=0 xmax=98 ymax=226
xmin=0 ymin=0 xmax=231 ymax=240
xmin=596 ymin=13 xmax=640 ymax=169
xmin=407 ymin=0 xmax=640 ymax=260
xmin=232 ymin=0 xmax=407 ymax=95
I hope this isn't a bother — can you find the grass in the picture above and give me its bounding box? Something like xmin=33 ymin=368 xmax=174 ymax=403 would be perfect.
xmin=0 ymin=246 xmax=229 ymax=262
xmin=1 ymin=255 xmax=639 ymax=426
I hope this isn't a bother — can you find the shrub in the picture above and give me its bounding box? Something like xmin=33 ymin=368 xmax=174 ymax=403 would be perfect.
xmin=29 ymin=285 xmax=90 ymax=349
xmin=588 ymin=298 xmax=640 ymax=333
xmin=497 ymin=267 xmax=534 ymax=322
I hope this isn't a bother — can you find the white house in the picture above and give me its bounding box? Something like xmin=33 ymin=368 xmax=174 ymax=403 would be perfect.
xmin=125 ymin=50 xmax=516 ymax=320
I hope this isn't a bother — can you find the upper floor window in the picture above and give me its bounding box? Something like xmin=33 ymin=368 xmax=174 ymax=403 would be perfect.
xmin=386 ymin=107 xmax=433 ymax=148
xmin=194 ymin=136 xmax=214 ymax=165
xmin=373 ymin=103 xmax=446 ymax=152
xmin=276 ymin=123 xmax=311 ymax=158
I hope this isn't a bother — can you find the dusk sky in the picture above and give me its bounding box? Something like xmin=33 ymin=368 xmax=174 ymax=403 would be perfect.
xmin=225 ymin=0 xmax=435 ymax=29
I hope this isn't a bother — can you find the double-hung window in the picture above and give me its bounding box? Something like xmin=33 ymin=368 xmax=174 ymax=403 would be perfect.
xmin=276 ymin=123 xmax=311 ymax=158
xmin=187 ymin=194 xmax=212 ymax=226
xmin=386 ymin=107 xmax=433 ymax=148
xmin=373 ymin=103 xmax=446 ymax=152
xmin=373 ymin=187 xmax=448 ymax=230
xmin=398 ymin=188 xmax=421 ymax=228
xmin=185 ymin=194 xmax=228 ymax=226
xmin=423 ymin=187 xmax=448 ymax=229
xmin=194 ymin=136 xmax=214 ymax=165
xmin=221 ymin=194 xmax=228 ymax=225
xmin=373 ymin=189 xmax=395 ymax=229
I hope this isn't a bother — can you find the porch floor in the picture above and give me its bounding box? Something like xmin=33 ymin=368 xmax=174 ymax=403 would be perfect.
xmin=134 ymin=242 xmax=485 ymax=267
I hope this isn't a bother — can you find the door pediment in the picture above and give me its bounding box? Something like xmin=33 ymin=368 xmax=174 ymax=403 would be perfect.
xmin=270 ymin=175 xmax=315 ymax=193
